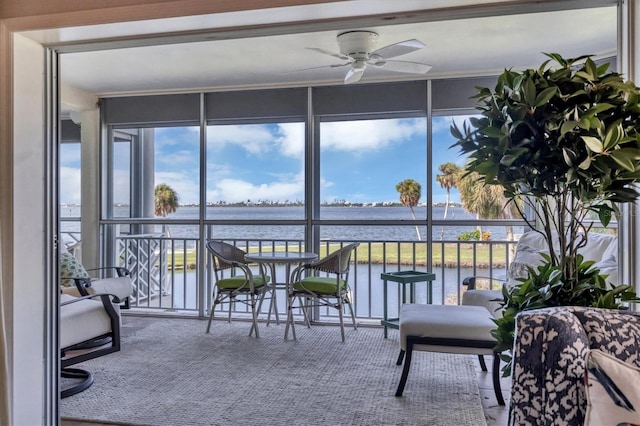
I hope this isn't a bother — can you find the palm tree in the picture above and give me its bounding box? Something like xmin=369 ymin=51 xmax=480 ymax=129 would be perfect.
xmin=154 ymin=183 xmax=179 ymax=237
xmin=456 ymin=172 xmax=518 ymax=241
xmin=395 ymin=179 xmax=422 ymax=241
xmin=436 ymin=162 xmax=462 ymax=239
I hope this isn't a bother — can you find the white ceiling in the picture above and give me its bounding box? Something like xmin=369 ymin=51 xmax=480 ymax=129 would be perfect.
xmin=20 ymin=1 xmax=618 ymax=97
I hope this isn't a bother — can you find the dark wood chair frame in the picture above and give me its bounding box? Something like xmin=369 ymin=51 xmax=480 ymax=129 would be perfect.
xmin=60 ymin=292 xmax=121 ymax=398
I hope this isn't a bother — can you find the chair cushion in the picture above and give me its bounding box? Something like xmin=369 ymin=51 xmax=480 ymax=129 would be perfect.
xmin=399 ymin=304 xmax=496 ymax=354
xmin=60 ymin=252 xmax=90 ymax=287
xmin=87 ymin=277 xmax=133 ymax=300
xmin=461 ymin=289 xmax=503 ymax=318
xmin=293 ymin=276 xmax=345 ymax=294
xmin=216 ymin=275 xmax=269 ymax=290
xmin=60 ymin=294 xmax=112 ymax=349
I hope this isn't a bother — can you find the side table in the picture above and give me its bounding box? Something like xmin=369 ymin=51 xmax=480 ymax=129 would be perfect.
xmin=380 ymin=270 xmax=436 ymax=338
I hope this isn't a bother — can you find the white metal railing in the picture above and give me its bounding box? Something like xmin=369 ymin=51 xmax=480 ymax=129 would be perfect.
xmin=104 ymin=234 xmax=517 ymax=323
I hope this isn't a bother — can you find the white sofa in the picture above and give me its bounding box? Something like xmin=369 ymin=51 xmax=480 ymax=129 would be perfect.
xmin=462 ymin=231 xmax=619 ymax=317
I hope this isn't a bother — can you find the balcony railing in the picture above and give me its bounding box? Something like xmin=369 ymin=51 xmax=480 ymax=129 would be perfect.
xmin=108 ymin=234 xmax=517 ymax=324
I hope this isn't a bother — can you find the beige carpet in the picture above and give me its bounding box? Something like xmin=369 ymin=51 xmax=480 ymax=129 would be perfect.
xmin=61 ymin=318 xmax=487 ymax=426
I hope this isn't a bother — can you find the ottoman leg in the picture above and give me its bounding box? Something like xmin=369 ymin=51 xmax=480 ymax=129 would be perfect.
xmin=478 ymin=354 xmax=487 ymax=372
xmin=395 ymin=341 xmax=413 ymax=396
xmin=492 ymin=352 xmax=505 ymax=406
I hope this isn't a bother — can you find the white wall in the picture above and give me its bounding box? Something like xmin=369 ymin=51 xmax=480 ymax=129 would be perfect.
xmin=12 ymin=33 xmax=47 ymax=425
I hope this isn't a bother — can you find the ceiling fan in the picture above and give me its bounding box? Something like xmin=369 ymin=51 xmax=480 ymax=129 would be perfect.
xmin=303 ymin=30 xmax=432 ymax=84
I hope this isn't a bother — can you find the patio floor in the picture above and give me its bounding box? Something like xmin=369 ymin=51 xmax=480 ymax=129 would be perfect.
xmin=61 ymin=314 xmax=511 ymax=425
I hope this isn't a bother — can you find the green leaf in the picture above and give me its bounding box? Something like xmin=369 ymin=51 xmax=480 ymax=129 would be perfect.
xmin=582 ymin=136 xmax=603 ymax=153
xmin=603 ymin=122 xmax=623 ymax=149
xmin=560 ymin=121 xmax=579 ymax=136
xmin=562 ymin=148 xmax=577 ymax=166
xmin=534 ymin=87 xmax=557 ymax=107
xmin=480 ymin=127 xmax=505 ymax=138
xmin=598 ymin=205 xmax=612 ymax=227
xmin=610 ymin=149 xmax=640 ymax=171
xmin=578 ymin=156 xmax=591 ymax=170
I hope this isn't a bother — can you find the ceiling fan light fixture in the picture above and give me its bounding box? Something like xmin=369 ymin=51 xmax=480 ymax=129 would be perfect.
xmin=337 ymin=30 xmax=379 ymax=56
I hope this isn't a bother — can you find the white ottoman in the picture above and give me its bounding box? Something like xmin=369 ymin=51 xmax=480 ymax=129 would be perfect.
xmin=395 ymin=303 xmax=504 ymax=406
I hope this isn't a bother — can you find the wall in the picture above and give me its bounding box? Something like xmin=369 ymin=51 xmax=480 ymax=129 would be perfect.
xmin=12 ymin=33 xmax=46 ymax=426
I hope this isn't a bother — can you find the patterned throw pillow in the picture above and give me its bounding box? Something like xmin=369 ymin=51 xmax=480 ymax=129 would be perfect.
xmin=60 ymin=252 xmax=90 ymax=287
xmin=584 ymin=349 xmax=640 ymax=425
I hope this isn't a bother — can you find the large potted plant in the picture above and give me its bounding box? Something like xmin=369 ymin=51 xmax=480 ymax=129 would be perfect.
xmin=451 ymin=53 xmax=640 ymax=372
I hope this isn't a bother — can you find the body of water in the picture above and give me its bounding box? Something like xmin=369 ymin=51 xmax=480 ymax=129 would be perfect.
xmin=61 ymin=205 xmax=524 ymax=242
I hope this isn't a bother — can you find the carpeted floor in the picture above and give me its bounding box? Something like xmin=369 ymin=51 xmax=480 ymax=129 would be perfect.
xmin=61 ymin=318 xmax=487 ymax=426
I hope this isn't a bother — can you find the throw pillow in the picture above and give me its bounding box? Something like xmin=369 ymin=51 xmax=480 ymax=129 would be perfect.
xmin=593 ymin=255 xmax=618 ymax=286
xmin=584 ymin=349 xmax=640 ymax=426
xmin=60 ymin=252 xmax=90 ymax=287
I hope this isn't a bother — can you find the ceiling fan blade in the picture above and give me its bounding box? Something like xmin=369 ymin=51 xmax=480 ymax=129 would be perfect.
xmin=371 ymin=39 xmax=425 ymax=60
xmin=378 ymin=60 xmax=432 ymax=74
xmin=306 ymin=47 xmax=351 ymax=61
xmin=344 ymin=68 xmax=364 ymax=84
xmin=284 ymin=62 xmax=351 ymax=74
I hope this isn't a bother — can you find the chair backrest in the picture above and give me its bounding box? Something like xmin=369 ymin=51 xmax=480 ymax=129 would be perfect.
xmin=206 ymin=240 xmax=247 ymax=272
xmin=311 ymin=243 xmax=359 ymax=275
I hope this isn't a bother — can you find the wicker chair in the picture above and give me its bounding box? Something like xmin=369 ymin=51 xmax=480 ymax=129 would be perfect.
xmin=206 ymin=240 xmax=274 ymax=337
xmin=287 ymin=243 xmax=359 ymax=342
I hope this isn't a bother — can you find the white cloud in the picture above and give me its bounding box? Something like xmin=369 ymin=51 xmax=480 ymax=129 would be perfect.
xmin=275 ymin=122 xmax=305 ymax=157
xmin=207 ymin=177 xmax=303 ymax=203
xmin=60 ymin=167 xmax=81 ymax=204
xmin=156 ymin=149 xmax=198 ymax=167
xmin=320 ymin=118 xmax=425 ymax=152
xmin=208 ymin=124 xmax=276 ymax=155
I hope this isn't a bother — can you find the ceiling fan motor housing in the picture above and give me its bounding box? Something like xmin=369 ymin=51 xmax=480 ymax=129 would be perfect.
xmin=337 ymin=31 xmax=379 ymax=60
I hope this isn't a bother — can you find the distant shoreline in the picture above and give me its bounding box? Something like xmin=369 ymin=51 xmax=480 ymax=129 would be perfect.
xmin=61 ymin=203 xmax=464 ymax=208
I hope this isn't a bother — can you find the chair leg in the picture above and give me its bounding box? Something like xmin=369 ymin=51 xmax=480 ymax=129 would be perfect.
xmin=285 ymin=291 xmax=296 ymax=340
xmin=298 ymin=295 xmax=311 ymax=328
xmin=206 ymin=295 xmax=220 ymax=333
xmin=395 ymin=343 xmax=413 ymax=396
xmin=478 ymin=354 xmax=487 ymax=372
xmin=492 ymin=353 xmax=505 ymax=406
xmin=396 ymin=349 xmax=405 ymax=365
xmin=249 ymin=293 xmax=260 ymax=338
xmin=267 ymin=285 xmax=279 ymax=325
xmin=346 ymin=296 xmax=357 ymax=330
xmin=61 ymin=367 xmax=94 ymax=398
xmin=338 ymin=299 xmax=345 ymax=342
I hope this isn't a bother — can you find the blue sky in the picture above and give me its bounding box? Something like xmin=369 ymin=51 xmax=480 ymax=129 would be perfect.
xmin=60 ymin=116 xmax=474 ymax=205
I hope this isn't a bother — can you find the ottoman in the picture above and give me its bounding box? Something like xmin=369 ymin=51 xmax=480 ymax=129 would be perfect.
xmin=394 ymin=303 xmax=504 ymax=405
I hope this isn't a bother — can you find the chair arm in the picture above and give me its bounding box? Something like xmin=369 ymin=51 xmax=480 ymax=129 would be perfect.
xmin=69 ymin=277 xmax=126 ymax=303
xmin=86 ymin=266 xmax=131 ymax=277
xmin=290 ymin=263 xmax=312 ymax=283
xmin=462 ymin=276 xmax=507 ymax=290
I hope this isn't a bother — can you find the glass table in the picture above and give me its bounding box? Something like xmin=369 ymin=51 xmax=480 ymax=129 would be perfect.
xmin=244 ymin=251 xmax=318 ymax=333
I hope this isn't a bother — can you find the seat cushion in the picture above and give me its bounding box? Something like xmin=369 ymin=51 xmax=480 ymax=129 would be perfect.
xmin=216 ymin=275 xmax=269 ymax=290
xmin=293 ymin=276 xmax=345 ymax=294
xmin=461 ymin=289 xmax=503 ymax=318
xmin=60 ymin=294 xmax=113 ymax=349
xmin=399 ymin=304 xmax=496 ymax=354
xmin=86 ymin=277 xmax=133 ymax=300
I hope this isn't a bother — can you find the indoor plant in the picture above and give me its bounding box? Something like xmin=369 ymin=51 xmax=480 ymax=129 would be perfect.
xmin=451 ymin=53 xmax=640 ymax=372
